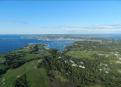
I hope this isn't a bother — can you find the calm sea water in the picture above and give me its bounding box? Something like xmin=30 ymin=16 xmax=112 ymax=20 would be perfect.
xmin=0 ymin=35 xmax=74 ymax=54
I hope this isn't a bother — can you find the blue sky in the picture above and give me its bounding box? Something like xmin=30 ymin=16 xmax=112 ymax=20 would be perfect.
xmin=0 ymin=1 xmax=121 ymax=34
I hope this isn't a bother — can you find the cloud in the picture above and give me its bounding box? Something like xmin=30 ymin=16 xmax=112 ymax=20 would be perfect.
xmin=62 ymin=24 xmax=121 ymax=34
xmin=34 ymin=24 xmax=121 ymax=34
xmin=0 ymin=22 xmax=121 ymax=34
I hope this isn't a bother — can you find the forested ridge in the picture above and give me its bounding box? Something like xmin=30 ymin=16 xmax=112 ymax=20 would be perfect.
xmin=0 ymin=40 xmax=121 ymax=87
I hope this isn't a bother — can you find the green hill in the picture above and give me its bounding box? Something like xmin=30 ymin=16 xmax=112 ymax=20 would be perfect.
xmin=0 ymin=41 xmax=121 ymax=87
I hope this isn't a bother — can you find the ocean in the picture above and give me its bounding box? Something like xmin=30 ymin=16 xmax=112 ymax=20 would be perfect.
xmin=0 ymin=35 xmax=73 ymax=54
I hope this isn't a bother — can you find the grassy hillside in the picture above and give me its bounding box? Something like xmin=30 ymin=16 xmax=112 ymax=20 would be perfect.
xmin=0 ymin=60 xmax=49 ymax=87
xmin=0 ymin=40 xmax=121 ymax=87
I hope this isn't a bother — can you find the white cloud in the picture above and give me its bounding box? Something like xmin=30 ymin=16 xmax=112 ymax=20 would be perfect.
xmin=62 ymin=24 xmax=121 ymax=34
xmin=1 ymin=23 xmax=121 ymax=34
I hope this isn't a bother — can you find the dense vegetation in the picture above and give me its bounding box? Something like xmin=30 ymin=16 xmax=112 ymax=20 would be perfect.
xmin=0 ymin=40 xmax=121 ymax=87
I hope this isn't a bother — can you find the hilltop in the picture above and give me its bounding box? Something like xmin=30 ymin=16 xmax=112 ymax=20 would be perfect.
xmin=0 ymin=40 xmax=121 ymax=87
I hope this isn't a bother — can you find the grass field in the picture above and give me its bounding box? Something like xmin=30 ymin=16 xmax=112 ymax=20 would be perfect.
xmin=65 ymin=50 xmax=97 ymax=59
xmin=0 ymin=60 xmax=49 ymax=87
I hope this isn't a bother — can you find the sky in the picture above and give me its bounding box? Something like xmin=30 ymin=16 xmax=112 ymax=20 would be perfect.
xmin=0 ymin=0 xmax=121 ymax=34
